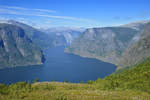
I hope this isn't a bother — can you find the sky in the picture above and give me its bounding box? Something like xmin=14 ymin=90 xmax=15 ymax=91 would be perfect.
xmin=0 ymin=0 xmax=150 ymax=28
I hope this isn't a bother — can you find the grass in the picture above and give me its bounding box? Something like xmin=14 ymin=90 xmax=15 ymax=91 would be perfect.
xmin=0 ymin=82 xmax=150 ymax=100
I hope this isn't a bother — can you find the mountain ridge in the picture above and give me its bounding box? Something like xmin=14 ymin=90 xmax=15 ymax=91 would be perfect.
xmin=118 ymin=22 xmax=150 ymax=68
xmin=66 ymin=20 xmax=150 ymax=68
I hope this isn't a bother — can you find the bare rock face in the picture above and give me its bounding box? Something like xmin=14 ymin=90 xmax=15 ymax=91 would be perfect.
xmin=66 ymin=27 xmax=139 ymax=64
xmin=119 ymin=22 xmax=150 ymax=69
xmin=0 ymin=23 xmax=45 ymax=69
xmin=0 ymin=20 xmax=53 ymax=48
xmin=66 ymin=21 xmax=150 ymax=69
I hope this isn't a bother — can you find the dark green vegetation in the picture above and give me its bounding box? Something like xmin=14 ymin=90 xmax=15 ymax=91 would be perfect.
xmin=1 ymin=59 xmax=150 ymax=100
xmin=0 ymin=23 xmax=45 ymax=68
xmin=0 ymin=82 xmax=149 ymax=100
xmin=96 ymin=58 xmax=150 ymax=93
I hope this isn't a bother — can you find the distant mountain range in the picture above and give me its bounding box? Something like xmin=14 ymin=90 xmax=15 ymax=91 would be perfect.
xmin=120 ymin=20 xmax=150 ymax=30
xmin=66 ymin=20 xmax=150 ymax=69
xmin=41 ymin=27 xmax=85 ymax=46
xmin=1 ymin=19 xmax=150 ymax=70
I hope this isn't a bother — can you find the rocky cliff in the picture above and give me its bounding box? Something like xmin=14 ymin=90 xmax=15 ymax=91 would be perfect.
xmin=0 ymin=23 xmax=45 ymax=69
xmin=66 ymin=27 xmax=139 ymax=64
xmin=118 ymin=22 xmax=150 ymax=68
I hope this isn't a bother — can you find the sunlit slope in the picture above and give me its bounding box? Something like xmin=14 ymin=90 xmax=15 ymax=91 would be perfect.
xmin=0 ymin=82 xmax=150 ymax=100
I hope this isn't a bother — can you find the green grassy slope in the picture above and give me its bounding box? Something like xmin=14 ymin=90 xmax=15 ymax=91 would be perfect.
xmin=95 ymin=58 xmax=150 ymax=93
xmin=0 ymin=82 xmax=150 ymax=100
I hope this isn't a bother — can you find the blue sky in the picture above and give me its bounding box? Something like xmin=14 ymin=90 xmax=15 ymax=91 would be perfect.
xmin=0 ymin=0 xmax=150 ymax=28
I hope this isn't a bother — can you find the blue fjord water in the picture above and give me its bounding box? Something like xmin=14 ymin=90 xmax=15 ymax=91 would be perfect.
xmin=0 ymin=46 xmax=116 ymax=84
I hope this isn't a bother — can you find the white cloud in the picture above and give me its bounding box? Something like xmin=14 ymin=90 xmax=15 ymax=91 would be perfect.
xmin=0 ymin=5 xmax=94 ymax=22
xmin=0 ymin=5 xmax=56 ymax=13
xmin=0 ymin=5 xmax=99 ymax=28
xmin=33 ymin=9 xmax=56 ymax=13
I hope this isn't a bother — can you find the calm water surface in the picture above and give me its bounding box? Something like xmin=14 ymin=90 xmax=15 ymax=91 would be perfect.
xmin=0 ymin=46 xmax=116 ymax=84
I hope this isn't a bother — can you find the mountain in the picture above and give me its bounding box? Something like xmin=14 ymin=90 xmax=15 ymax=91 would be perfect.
xmin=118 ymin=22 xmax=150 ymax=69
xmin=66 ymin=27 xmax=139 ymax=64
xmin=0 ymin=23 xmax=45 ymax=69
xmin=0 ymin=20 xmax=53 ymax=48
xmin=0 ymin=20 xmax=85 ymax=48
xmin=121 ymin=20 xmax=150 ymax=30
xmin=42 ymin=27 xmax=85 ymax=46
xmin=66 ymin=20 xmax=150 ymax=65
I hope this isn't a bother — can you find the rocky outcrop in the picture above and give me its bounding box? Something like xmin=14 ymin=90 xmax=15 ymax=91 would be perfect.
xmin=118 ymin=22 xmax=150 ymax=68
xmin=66 ymin=27 xmax=139 ymax=64
xmin=0 ymin=20 xmax=53 ymax=48
xmin=0 ymin=23 xmax=45 ymax=69
xmin=66 ymin=21 xmax=150 ymax=68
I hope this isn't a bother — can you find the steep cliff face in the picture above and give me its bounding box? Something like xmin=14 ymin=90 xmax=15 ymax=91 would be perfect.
xmin=0 ymin=20 xmax=53 ymax=48
xmin=118 ymin=23 xmax=150 ymax=68
xmin=66 ymin=27 xmax=139 ymax=64
xmin=0 ymin=23 xmax=45 ymax=69
xmin=2 ymin=20 xmax=83 ymax=48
